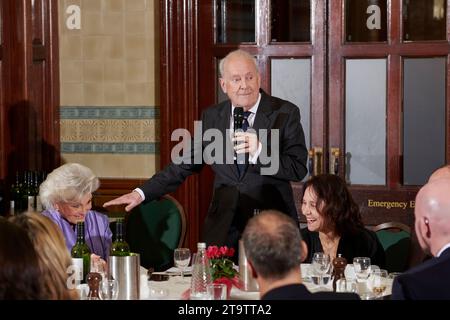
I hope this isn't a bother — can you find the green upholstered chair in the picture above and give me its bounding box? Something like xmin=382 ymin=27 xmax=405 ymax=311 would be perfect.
xmin=373 ymin=222 xmax=411 ymax=273
xmin=125 ymin=195 xmax=186 ymax=271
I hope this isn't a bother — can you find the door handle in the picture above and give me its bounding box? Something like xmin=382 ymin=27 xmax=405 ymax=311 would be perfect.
xmin=308 ymin=147 xmax=323 ymax=176
xmin=330 ymin=148 xmax=340 ymax=175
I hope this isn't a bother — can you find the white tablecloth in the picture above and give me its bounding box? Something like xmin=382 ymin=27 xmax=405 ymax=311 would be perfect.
xmin=139 ymin=265 xmax=392 ymax=300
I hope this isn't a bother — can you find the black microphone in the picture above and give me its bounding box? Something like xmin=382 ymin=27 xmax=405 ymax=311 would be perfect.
xmin=233 ymin=107 xmax=244 ymax=163
xmin=233 ymin=107 xmax=244 ymax=131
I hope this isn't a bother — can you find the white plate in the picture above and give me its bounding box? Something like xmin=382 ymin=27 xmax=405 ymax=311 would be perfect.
xmin=165 ymin=266 xmax=192 ymax=275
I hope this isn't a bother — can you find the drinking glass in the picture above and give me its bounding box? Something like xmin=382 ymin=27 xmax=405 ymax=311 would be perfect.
xmin=353 ymin=257 xmax=371 ymax=282
xmin=174 ymin=248 xmax=191 ymax=283
xmin=99 ymin=279 xmax=119 ymax=300
xmin=367 ymin=269 xmax=388 ymax=298
xmin=388 ymin=272 xmax=401 ymax=280
xmin=207 ymin=283 xmax=227 ymax=300
xmin=311 ymin=252 xmax=331 ymax=288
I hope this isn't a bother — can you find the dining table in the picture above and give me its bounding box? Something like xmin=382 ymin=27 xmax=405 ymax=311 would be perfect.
xmin=139 ymin=264 xmax=393 ymax=300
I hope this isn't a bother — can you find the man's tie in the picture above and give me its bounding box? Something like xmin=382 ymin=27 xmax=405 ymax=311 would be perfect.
xmin=236 ymin=111 xmax=251 ymax=177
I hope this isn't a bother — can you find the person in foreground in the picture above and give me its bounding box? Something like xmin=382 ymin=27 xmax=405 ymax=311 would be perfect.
xmin=300 ymin=174 xmax=385 ymax=267
xmin=104 ymin=49 xmax=308 ymax=251
xmin=428 ymin=164 xmax=450 ymax=182
xmin=0 ymin=217 xmax=44 ymax=299
xmin=391 ymin=178 xmax=450 ymax=300
xmin=39 ymin=163 xmax=112 ymax=262
xmin=10 ymin=212 xmax=78 ymax=299
xmin=241 ymin=210 xmax=359 ymax=300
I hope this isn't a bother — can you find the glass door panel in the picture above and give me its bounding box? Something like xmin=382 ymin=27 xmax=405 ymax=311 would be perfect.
xmin=403 ymin=0 xmax=447 ymax=41
xmin=345 ymin=59 xmax=387 ymax=185
xmin=345 ymin=0 xmax=387 ymax=42
xmin=271 ymin=59 xmax=311 ymax=151
xmin=403 ymin=58 xmax=446 ymax=185
xmin=216 ymin=0 xmax=256 ymax=43
xmin=270 ymin=0 xmax=311 ymax=42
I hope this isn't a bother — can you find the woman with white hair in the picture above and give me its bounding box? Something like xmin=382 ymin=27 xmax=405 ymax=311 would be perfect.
xmin=39 ymin=163 xmax=112 ymax=260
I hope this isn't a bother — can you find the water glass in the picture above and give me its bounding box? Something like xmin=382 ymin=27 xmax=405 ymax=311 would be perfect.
xmin=311 ymin=252 xmax=331 ymax=288
xmin=367 ymin=269 xmax=388 ymax=298
xmin=207 ymin=283 xmax=227 ymax=300
xmin=99 ymin=279 xmax=119 ymax=300
xmin=336 ymin=278 xmax=357 ymax=293
xmin=353 ymin=257 xmax=371 ymax=282
xmin=76 ymin=283 xmax=89 ymax=300
xmin=174 ymin=248 xmax=191 ymax=283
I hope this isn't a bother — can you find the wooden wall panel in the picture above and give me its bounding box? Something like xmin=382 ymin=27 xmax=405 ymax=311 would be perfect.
xmin=0 ymin=0 xmax=60 ymax=214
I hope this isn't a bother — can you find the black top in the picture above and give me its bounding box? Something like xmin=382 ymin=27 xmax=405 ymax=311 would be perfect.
xmin=301 ymin=226 xmax=386 ymax=268
xmin=262 ymin=283 xmax=360 ymax=300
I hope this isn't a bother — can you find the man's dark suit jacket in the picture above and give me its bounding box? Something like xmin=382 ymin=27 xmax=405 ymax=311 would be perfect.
xmin=262 ymin=283 xmax=360 ymax=300
xmin=140 ymin=90 xmax=308 ymax=245
xmin=391 ymin=247 xmax=450 ymax=300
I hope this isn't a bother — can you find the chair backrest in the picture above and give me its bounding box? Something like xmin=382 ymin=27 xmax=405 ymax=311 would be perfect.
xmin=372 ymin=222 xmax=411 ymax=273
xmin=125 ymin=195 xmax=186 ymax=271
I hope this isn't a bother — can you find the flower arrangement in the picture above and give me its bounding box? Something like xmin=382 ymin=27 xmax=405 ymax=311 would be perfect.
xmin=206 ymin=245 xmax=238 ymax=281
xmin=205 ymin=245 xmax=240 ymax=298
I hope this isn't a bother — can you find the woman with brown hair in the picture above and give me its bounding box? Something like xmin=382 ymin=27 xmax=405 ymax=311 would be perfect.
xmin=300 ymin=174 xmax=385 ymax=267
xmin=10 ymin=212 xmax=78 ymax=299
xmin=0 ymin=217 xmax=43 ymax=299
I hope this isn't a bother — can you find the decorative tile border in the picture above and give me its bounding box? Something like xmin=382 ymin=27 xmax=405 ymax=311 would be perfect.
xmin=60 ymin=106 xmax=160 ymax=119
xmin=60 ymin=106 xmax=160 ymax=154
xmin=60 ymin=119 xmax=158 ymax=143
xmin=61 ymin=142 xmax=160 ymax=154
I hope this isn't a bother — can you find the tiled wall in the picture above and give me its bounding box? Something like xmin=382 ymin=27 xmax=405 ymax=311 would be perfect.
xmin=59 ymin=0 xmax=159 ymax=178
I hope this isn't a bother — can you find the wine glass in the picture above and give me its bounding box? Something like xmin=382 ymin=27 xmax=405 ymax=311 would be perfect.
xmin=311 ymin=252 xmax=331 ymax=288
xmin=174 ymin=248 xmax=191 ymax=283
xmin=353 ymin=257 xmax=371 ymax=282
xmin=99 ymin=279 xmax=119 ymax=300
xmin=367 ymin=269 xmax=388 ymax=298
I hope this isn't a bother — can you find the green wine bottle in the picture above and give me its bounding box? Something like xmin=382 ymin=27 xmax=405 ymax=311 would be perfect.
xmin=110 ymin=218 xmax=130 ymax=256
xmin=71 ymin=222 xmax=91 ymax=283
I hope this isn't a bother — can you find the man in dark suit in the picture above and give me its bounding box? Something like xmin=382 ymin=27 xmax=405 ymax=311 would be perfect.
xmin=242 ymin=210 xmax=359 ymax=300
xmin=391 ymin=178 xmax=450 ymax=300
xmin=104 ymin=50 xmax=308 ymax=250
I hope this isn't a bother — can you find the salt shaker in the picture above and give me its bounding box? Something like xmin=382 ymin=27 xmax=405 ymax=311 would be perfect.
xmin=332 ymin=254 xmax=347 ymax=292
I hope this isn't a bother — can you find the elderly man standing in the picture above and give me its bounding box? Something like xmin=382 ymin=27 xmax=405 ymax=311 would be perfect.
xmin=104 ymin=49 xmax=308 ymax=252
xmin=391 ymin=178 xmax=450 ymax=299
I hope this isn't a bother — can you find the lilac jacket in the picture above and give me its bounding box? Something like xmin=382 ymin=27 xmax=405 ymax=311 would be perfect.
xmin=41 ymin=209 xmax=113 ymax=260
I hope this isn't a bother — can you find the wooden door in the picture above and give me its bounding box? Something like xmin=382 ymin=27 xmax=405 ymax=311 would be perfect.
xmin=0 ymin=0 xmax=60 ymax=214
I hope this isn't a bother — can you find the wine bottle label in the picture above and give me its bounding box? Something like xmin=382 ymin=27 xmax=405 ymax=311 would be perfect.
xmin=27 ymin=196 xmax=35 ymax=211
xmin=71 ymin=258 xmax=84 ymax=282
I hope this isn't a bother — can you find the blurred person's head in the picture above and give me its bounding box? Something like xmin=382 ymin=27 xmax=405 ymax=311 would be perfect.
xmin=301 ymin=174 xmax=363 ymax=237
xmin=414 ymin=179 xmax=450 ymax=257
xmin=10 ymin=212 xmax=78 ymax=299
xmin=242 ymin=210 xmax=307 ymax=296
xmin=0 ymin=217 xmax=43 ymax=299
xmin=219 ymin=49 xmax=261 ymax=111
xmin=428 ymin=165 xmax=450 ymax=182
xmin=39 ymin=163 xmax=99 ymax=224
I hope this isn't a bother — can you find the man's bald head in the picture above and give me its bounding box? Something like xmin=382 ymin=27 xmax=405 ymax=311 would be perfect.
xmin=415 ymin=179 xmax=450 ymax=256
xmin=428 ymin=165 xmax=450 ymax=182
